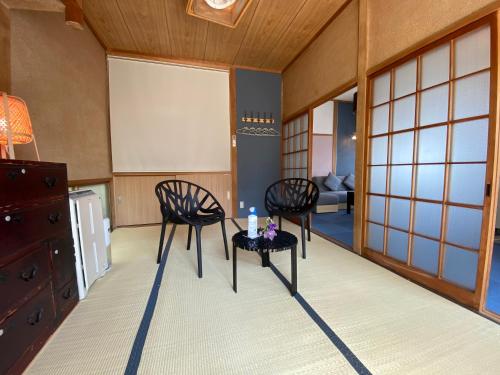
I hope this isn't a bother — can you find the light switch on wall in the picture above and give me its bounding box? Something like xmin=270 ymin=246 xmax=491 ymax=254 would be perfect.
xmin=240 ymin=201 xmax=244 ymax=209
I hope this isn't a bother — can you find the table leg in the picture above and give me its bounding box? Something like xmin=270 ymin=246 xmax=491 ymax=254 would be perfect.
xmin=347 ymin=201 xmax=351 ymax=214
xmin=261 ymin=251 xmax=270 ymax=267
xmin=291 ymin=245 xmax=297 ymax=296
xmin=233 ymin=244 xmax=237 ymax=293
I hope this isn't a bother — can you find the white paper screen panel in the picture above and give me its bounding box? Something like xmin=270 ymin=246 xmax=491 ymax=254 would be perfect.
xmin=108 ymin=57 xmax=230 ymax=172
xmin=365 ymin=21 xmax=493 ymax=293
xmin=454 ymin=25 xmax=490 ymax=78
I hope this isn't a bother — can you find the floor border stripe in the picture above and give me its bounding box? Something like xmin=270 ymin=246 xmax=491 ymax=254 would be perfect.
xmin=124 ymin=224 xmax=177 ymax=375
xmin=230 ymin=218 xmax=372 ymax=375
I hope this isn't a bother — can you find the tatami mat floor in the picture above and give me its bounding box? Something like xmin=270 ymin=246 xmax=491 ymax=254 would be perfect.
xmin=258 ymin=219 xmax=500 ymax=374
xmin=24 ymin=219 xmax=500 ymax=375
xmin=24 ymin=227 xmax=161 ymax=375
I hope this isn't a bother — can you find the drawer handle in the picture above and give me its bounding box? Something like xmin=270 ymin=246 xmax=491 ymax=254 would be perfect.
xmin=4 ymin=213 xmax=22 ymax=223
xmin=48 ymin=212 xmax=62 ymax=224
xmin=20 ymin=265 xmax=38 ymax=281
xmin=27 ymin=308 xmax=44 ymax=326
xmin=7 ymin=168 xmax=26 ymax=180
xmin=63 ymin=287 xmax=73 ymax=300
xmin=44 ymin=176 xmax=58 ymax=188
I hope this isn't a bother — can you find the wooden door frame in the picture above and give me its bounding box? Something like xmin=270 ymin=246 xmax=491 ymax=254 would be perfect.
xmin=229 ymin=68 xmax=238 ymax=217
xmin=362 ymin=13 xmax=500 ymax=315
xmin=480 ymin=11 xmax=500 ymax=321
xmin=281 ymin=84 xmax=358 ymax=250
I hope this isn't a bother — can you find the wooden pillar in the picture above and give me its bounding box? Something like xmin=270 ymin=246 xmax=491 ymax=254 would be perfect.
xmin=0 ymin=4 xmax=10 ymax=159
xmin=353 ymin=0 xmax=368 ymax=254
xmin=229 ymin=68 xmax=238 ymax=218
xmin=332 ymin=100 xmax=339 ymax=175
xmin=0 ymin=3 xmax=10 ymax=93
xmin=62 ymin=0 xmax=83 ymax=30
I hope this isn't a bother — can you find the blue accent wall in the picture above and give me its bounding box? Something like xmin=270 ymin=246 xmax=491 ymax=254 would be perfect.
xmin=235 ymin=69 xmax=281 ymax=217
xmin=336 ymin=102 xmax=356 ymax=176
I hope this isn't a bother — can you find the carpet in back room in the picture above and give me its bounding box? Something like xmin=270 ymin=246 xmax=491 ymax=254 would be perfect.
xmin=486 ymin=242 xmax=500 ymax=314
xmin=311 ymin=211 xmax=354 ymax=247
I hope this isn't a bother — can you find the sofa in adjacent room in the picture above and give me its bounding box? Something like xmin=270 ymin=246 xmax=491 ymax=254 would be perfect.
xmin=312 ymin=173 xmax=354 ymax=213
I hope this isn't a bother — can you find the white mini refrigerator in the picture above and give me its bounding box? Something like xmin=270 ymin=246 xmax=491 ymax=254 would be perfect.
xmin=69 ymin=190 xmax=110 ymax=299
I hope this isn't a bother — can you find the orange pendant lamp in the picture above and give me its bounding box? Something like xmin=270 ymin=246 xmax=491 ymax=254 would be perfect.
xmin=0 ymin=92 xmax=39 ymax=160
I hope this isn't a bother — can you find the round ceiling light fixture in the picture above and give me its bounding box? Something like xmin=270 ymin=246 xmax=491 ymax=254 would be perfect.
xmin=204 ymin=0 xmax=237 ymax=10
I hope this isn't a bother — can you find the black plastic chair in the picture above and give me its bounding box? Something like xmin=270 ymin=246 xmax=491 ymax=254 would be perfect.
xmin=264 ymin=178 xmax=319 ymax=259
xmin=155 ymin=180 xmax=229 ymax=278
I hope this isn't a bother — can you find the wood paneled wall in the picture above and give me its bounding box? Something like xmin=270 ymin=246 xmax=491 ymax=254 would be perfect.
xmin=112 ymin=172 xmax=232 ymax=227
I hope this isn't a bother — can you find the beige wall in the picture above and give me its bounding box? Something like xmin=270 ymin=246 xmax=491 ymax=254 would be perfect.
xmin=10 ymin=9 xmax=111 ymax=181
xmin=282 ymin=0 xmax=358 ymax=119
xmin=282 ymin=0 xmax=500 ymax=253
xmin=283 ymin=0 xmax=500 ymax=117
xmin=367 ymin=0 xmax=500 ymax=70
xmin=312 ymin=135 xmax=333 ymax=177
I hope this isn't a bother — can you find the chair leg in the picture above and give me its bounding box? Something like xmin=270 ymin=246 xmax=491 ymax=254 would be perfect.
xmin=157 ymin=218 xmax=167 ymax=264
xmin=306 ymin=215 xmax=311 ymax=242
xmin=300 ymin=216 xmax=306 ymax=259
xmin=233 ymin=244 xmax=237 ymax=293
xmin=187 ymin=225 xmax=193 ymax=250
xmin=278 ymin=215 xmax=282 ymax=231
xmin=221 ymin=220 xmax=230 ymax=260
xmin=195 ymin=226 xmax=203 ymax=278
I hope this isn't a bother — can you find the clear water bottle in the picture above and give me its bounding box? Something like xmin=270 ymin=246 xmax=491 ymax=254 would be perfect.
xmin=248 ymin=207 xmax=258 ymax=239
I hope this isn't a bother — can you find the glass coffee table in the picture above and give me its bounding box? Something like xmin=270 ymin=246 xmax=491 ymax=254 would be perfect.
xmin=232 ymin=230 xmax=298 ymax=296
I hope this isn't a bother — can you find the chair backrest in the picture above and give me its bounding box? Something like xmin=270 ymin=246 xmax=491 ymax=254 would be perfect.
xmin=265 ymin=178 xmax=319 ymax=216
xmin=155 ymin=180 xmax=224 ymax=223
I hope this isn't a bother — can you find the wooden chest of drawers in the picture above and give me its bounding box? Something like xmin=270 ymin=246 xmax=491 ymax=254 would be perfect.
xmin=0 ymin=160 xmax=78 ymax=375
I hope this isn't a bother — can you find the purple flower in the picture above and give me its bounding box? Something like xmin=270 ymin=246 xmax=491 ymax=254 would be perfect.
xmin=264 ymin=229 xmax=277 ymax=240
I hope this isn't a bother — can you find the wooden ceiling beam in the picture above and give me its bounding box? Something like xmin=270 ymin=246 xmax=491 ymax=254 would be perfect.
xmin=62 ymin=0 xmax=83 ymax=30
xmin=107 ymin=49 xmax=281 ymax=74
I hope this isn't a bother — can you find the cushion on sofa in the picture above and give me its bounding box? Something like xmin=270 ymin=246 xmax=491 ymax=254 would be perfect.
xmin=311 ymin=176 xmax=329 ymax=192
xmin=324 ymin=173 xmax=344 ymax=191
xmin=343 ymin=174 xmax=355 ymax=190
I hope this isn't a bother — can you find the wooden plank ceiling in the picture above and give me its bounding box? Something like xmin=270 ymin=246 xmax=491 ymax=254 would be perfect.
xmin=83 ymin=0 xmax=349 ymax=71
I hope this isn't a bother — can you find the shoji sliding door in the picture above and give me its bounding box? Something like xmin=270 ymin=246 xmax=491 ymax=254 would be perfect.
xmin=282 ymin=113 xmax=310 ymax=179
xmin=364 ymin=17 xmax=497 ymax=307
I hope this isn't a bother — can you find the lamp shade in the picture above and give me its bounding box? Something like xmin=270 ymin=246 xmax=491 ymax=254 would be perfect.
xmin=0 ymin=94 xmax=33 ymax=145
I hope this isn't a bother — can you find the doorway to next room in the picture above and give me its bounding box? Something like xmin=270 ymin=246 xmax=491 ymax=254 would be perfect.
xmin=485 ymin=188 xmax=500 ymax=317
xmin=310 ymin=87 xmax=357 ymax=249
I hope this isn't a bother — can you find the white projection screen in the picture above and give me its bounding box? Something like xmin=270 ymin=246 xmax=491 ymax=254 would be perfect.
xmin=108 ymin=57 xmax=230 ymax=172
